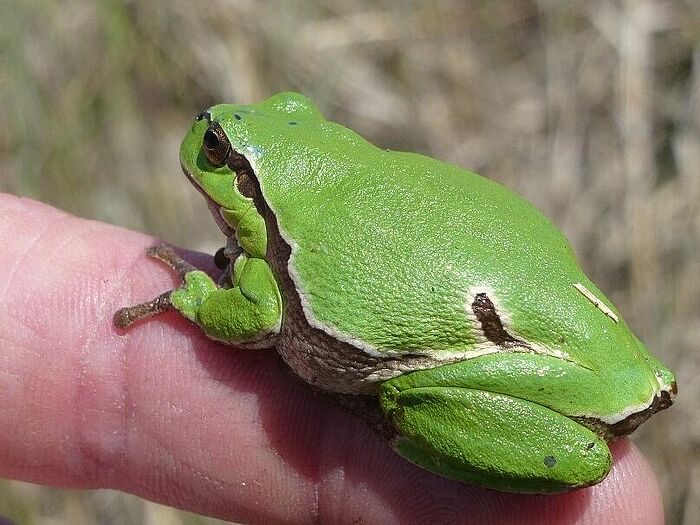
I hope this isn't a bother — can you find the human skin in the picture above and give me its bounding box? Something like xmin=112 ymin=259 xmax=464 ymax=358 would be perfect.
xmin=0 ymin=193 xmax=664 ymax=524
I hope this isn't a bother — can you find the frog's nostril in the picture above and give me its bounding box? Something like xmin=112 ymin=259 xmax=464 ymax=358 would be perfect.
xmin=195 ymin=110 xmax=212 ymax=123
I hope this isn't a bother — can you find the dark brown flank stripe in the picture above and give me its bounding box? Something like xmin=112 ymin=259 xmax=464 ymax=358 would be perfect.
xmin=574 ymin=389 xmax=675 ymax=440
xmin=471 ymin=292 xmax=530 ymax=348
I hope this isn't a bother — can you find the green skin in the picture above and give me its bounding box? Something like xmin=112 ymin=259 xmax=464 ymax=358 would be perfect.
xmin=118 ymin=92 xmax=676 ymax=493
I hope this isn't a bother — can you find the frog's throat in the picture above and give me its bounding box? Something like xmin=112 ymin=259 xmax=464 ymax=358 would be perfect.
xmin=206 ymin=199 xmax=236 ymax=237
xmin=180 ymin=163 xmax=236 ymax=237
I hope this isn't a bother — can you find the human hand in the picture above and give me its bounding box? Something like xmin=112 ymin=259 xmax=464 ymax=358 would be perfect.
xmin=0 ymin=194 xmax=664 ymax=524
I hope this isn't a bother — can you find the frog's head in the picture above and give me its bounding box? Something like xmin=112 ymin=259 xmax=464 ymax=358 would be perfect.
xmin=179 ymin=92 xmax=322 ymax=258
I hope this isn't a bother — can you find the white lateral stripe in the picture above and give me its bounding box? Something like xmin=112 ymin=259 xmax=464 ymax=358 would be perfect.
xmin=573 ymin=283 xmax=619 ymax=322
xmin=596 ymin=390 xmax=657 ymax=424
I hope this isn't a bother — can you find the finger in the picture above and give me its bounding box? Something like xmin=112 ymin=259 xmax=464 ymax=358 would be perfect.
xmin=0 ymin=194 xmax=664 ymax=524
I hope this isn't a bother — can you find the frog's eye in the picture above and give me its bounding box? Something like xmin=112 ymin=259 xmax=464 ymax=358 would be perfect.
xmin=202 ymin=123 xmax=231 ymax=167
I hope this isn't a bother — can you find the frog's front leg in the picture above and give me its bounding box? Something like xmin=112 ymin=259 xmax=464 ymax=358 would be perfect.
xmin=378 ymin=353 xmax=612 ymax=493
xmin=113 ymin=245 xmax=188 ymax=328
xmin=115 ymin=245 xmax=282 ymax=348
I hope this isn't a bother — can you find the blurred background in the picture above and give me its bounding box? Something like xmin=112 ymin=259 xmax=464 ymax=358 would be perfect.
xmin=1 ymin=0 xmax=698 ymax=523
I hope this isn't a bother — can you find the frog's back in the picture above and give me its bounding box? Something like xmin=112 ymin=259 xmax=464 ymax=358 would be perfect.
xmin=247 ymin=114 xmax=607 ymax=359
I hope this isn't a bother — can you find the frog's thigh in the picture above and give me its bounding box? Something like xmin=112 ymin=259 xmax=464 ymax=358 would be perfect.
xmin=197 ymin=257 xmax=282 ymax=344
xmin=379 ymin=373 xmax=611 ymax=493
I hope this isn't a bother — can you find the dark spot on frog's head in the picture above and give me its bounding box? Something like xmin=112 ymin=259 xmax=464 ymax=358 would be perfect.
xmin=587 ymin=442 xmax=595 ymax=450
xmin=544 ymin=455 xmax=557 ymax=468
xmin=288 ymin=121 xmax=297 ymax=125
xmin=234 ymin=114 xmax=242 ymax=120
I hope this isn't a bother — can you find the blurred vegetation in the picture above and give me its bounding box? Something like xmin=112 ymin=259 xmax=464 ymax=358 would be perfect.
xmin=1 ymin=0 xmax=698 ymax=523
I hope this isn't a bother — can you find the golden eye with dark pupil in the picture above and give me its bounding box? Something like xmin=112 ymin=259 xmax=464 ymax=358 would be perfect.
xmin=202 ymin=124 xmax=231 ymax=167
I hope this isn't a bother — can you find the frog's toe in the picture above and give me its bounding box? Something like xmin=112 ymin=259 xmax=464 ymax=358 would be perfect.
xmin=147 ymin=244 xmax=199 ymax=280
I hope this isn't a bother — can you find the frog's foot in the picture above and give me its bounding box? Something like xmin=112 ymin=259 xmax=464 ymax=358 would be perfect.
xmin=116 ymin=254 xmax=217 ymax=328
xmin=379 ymin=363 xmax=612 ymax=493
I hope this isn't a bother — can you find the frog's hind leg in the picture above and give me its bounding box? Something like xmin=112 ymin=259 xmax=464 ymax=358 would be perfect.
xmin=378 ymin=354 xmax=612 ymax=493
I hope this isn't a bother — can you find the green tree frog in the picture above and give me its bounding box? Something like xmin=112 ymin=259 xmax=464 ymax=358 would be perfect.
xmin=115 ymin=92 xmax=676 ymax=493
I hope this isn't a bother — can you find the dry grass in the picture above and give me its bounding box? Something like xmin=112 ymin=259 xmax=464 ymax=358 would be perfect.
xmin=1 ymin=0 xmax=698 ymax=523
